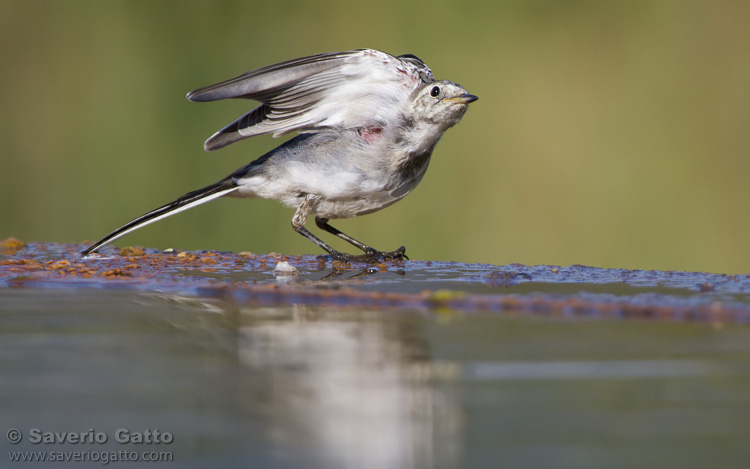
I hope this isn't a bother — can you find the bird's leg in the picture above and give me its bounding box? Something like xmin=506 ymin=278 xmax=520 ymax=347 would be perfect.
xmin=314 ymin=217 xmax=370 ymax=252
xmin=291 ymin=196 xmax=407 ymax=263
xmin=315 ymin=216 xmax=408 ymax=261
xmin=291 ymin=195 xmax=346 ymax=259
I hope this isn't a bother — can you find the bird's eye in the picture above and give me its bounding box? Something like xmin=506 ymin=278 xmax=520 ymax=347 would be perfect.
xmin=430 ymin=86 xmax=441 ymax=97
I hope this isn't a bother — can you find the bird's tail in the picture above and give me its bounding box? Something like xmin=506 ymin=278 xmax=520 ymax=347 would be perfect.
xmin=81 ymin=177 xmax=239 ymax=256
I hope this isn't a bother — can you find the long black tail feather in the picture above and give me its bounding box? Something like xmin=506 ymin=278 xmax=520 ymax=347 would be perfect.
xmin=81 ymin=177 xmax=239 ymax=256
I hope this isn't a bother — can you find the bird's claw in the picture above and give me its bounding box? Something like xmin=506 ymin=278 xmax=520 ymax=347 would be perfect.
xmin=375 ymin=246 xmax=409 ymax=261
xmin=327 ymin=246 xmax=408 ymax=264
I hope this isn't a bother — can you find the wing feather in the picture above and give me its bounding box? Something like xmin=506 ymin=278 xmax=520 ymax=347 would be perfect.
xmin=186 ymin=51 xmax=353 ymax=102
xmin=187 ymin=49 xmax=433 ymax=151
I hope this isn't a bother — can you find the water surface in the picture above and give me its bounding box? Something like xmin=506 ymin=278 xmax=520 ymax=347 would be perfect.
xmin=2 ymin=242 xmax=750 ymax=467
xmin=3 ymin=288 xmax=750 ymax=468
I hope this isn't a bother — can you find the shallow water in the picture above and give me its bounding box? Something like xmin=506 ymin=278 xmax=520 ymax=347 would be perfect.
xmin=2 ymin=242 xmax=750 ymax=467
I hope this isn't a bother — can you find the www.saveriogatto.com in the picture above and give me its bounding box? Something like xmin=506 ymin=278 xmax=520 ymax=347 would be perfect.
xmin=6 ymin=428 xmax=174 ymax=465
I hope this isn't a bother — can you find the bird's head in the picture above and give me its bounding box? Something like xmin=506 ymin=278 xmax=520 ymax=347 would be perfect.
xmin=411 ymin=80 xmax=478 ymax=130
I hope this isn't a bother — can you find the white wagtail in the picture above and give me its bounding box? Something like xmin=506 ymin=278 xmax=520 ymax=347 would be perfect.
xmin=82 ymin=49 xmax=477 ymax=262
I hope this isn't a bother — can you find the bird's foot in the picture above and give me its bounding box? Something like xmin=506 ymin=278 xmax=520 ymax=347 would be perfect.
xmin=327 ymin=246 xmax=408 ymax=264
xmin=372 ymin=246 xmax=409 ymax=262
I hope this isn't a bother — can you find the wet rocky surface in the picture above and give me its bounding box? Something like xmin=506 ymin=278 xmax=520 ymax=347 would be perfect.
xmin=2 ymin=238 xmax=749 ymax=323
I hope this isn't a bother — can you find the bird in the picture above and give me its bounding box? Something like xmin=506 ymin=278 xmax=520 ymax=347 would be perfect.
xmin=81 ymin=49 xmax=477 ymax=262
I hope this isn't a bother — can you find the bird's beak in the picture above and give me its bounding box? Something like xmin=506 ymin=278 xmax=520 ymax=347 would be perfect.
xmin=445 ymin=93 xmax=478 ymax=105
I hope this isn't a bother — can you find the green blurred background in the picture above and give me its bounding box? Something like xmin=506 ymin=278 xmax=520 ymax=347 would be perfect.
xmin=2 ymin=1 xmax=749 ymax=273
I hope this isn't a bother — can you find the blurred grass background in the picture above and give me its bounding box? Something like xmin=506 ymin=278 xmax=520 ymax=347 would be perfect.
xmin=2 ymin=0 xmax=749 ymax=273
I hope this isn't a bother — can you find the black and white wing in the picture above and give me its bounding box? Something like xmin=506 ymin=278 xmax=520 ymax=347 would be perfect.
xmin=187 ymin=49 xmax=433 ymax=151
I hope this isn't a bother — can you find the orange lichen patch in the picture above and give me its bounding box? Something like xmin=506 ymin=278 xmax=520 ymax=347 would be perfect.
xmin=331 ymin=260 xmax=349 ymax=270
xmin=176 ymin=252 xmax=200 ymax=262
xmin=1 ymin=259 xmax=45 ymax=272
xmin=102 ymin=268 xmax=132 ymax=277
xmin=0 ymin=237 xmax=25 ymax=249
xmin=118 ymin=246 xmax=146 ymax=257
xmin=49 ymin=260 xmax=72 ymax=270
xmin=0 ymin=237 xmax=26 ymax=254
xmin=1 ymin=259 xmax=28 ymax=266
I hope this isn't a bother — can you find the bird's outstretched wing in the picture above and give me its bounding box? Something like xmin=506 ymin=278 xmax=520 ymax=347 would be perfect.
xmin=186 ymin=49 xmax=433 ymax=151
